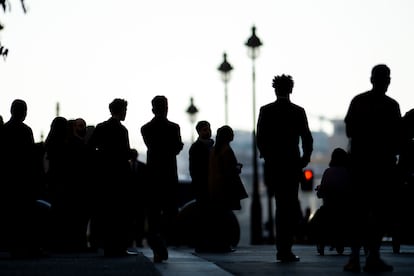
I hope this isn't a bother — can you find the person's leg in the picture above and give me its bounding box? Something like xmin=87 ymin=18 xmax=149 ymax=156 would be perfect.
xmin=343 ymin=191 xmax=365 ymax=272
xmin=147 ymin=201 xmax=168 ymax=262
xmin=269 ymin=164 xmax=300 ymax=262
xmin=363 ymin=187 xmax=393 ymax=272
xmin=275 ymin=187 xmax=300 ymax=261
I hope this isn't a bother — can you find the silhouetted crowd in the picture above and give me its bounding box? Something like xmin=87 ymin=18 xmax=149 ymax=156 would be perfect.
xmin=0 ymin=95 xmax=247 ymax=262
xmin=0 ymin=64 xmax=413 ymax=273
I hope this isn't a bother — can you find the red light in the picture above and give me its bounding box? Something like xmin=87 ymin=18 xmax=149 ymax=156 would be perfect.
xmin=304 ymin=169 xmax=313 ymax=181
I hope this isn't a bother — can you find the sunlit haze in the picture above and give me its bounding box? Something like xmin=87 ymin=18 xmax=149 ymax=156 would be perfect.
xmin=1 ymin=0 xmax=414 ymax=154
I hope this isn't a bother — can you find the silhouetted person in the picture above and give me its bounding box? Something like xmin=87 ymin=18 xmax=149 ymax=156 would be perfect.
xmin=392 ymin=109 xmax=414 ymax=252
xmin=189 ymin=120 xmax=214 ymax=206
xmin=141 ymin=95 xmax=184 ymax=262
xmin=207 ymin=125 xmax=248 ymax=252
xmin=128 ymin=148 xmax=149 ymax=248
xmin=208 ymin=125 xmax=247 ymax=211
xmin=257 ymin=74 xmax=313 ymax=262
xmin=0 ymin=99 xmax=43 ymax=257
xmin=88 ymin=98 xmax=134 ymax=257
xmin=343 ymin=64 xmax=401 ymax=272
xmin=396 ymin=109 xmax=414 ymax=189
xmin=189 ymin=120 xmax=214 ymax=251
xmin=314 ymin=147 xmax=351 ymax=255
xmin=65 ymin=117 xmax=93 ymax=251
xmin=44 ymin=116 xmax=71 ymax=251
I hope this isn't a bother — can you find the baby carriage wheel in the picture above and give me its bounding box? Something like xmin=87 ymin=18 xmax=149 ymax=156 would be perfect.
xmin=336 ymin=245 xmax=344 ymax=255
xmin=317 ymin=244 xmax=325 ymax=256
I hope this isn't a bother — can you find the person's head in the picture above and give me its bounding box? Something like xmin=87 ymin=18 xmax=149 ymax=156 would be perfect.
xmin=130 ymin=148 xmax=138 ymax=161
xmin=151 ymin=95 xmax=168 ymax=117
xmin=109 ymin=98 xmax=128 ymax=121
xmin=46 ymin=116 xmax=68 ymax=144
xmin=215 ymin=125 xmax=234 ymax=149
xmin=272 ymin=74 xmax=294 ymax=97
xmin=402 ymin=108 xmax=414 ymax=140
xmin=195 ymin=120 xmax=212 ymax=140
xmin=370 ymin=64 xmax=391 ymax=95
xmin=73 ymin=118 xmax=87 ymax=138
xmin=329 ymin=147 xmax=349 ymax=167
xmin=10 ymin=99 xmax=28 ymax=122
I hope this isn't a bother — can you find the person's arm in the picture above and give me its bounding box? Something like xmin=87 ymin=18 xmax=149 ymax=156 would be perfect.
xmin=301 ymin=110 xmax=313 ymax=168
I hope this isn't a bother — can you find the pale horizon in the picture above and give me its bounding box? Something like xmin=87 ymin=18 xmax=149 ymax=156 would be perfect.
xmin=1 ymin=0 xmax=413 ymax=154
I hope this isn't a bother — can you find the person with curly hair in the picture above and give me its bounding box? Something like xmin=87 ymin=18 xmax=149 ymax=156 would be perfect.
xmin=257 ymin=74 xmax=313 ymax=262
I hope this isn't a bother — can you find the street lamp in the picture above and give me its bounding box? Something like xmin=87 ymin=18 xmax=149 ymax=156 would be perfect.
xmin=217 ymin=52 xmax=233 ymax=125
xmin=245 ymin=25 xmax=263 ymax=245
xmin=186 ymin=97 xmax=199 ymax=143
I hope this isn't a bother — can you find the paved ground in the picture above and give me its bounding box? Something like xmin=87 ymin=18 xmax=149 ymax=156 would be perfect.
xmin=1 ymin=244 xmax=414 ymax=275
xmin=191 ymin=244 xmax=414 ymax=276
xmin=0 ymin=249 xmax=160 ymax=276
xmin=146 ymin=243 xmax=414 ymax=276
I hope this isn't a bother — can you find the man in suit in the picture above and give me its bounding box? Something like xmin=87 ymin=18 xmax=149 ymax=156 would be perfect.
xmin=88 ymin=98 xmax=133 ymax=257
xmin=141 ymin=95 xmax=184 ymax=262
xmin=257 ymin=75 xmax=313 ymax=262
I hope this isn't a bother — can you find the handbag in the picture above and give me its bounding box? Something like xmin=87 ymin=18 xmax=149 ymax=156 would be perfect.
xmin=236 ymin=175 xmax=248 ymax=200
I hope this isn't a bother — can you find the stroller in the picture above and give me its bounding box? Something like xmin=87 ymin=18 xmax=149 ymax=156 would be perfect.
xmin=307 ymin=204 xmax=348 ymax=255
xmin=309 ymin=148 xmax=352 ymax=255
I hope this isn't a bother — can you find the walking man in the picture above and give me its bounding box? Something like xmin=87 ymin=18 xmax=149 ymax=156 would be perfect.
xmin=257 ymin=74 xmax=313 ymax=262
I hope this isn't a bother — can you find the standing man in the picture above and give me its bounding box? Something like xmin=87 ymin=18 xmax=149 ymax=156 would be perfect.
xmin=189 ymin=120 xmax=214 ymax=207
xmin=343 ymin=64 xmax=401 ymax=272
xmin=257 ymin=74 xmax=313 ymax=262
xmin=141 ymin=95 xmax=184 ymax=262
xmin=88 ymin=98 xmax=133 ymax=257
xmin=188 ymin=120 xmax=214 ymax=252
xmin=0 ymin=99 xmax=41 ymax=257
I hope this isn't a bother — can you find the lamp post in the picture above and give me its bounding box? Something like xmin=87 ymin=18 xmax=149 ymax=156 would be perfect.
xmin=186 ymin=97 xmax=199 ymax=143
xmin=56 ymin=102 xmax=60 ymax=117
xmin=245 ymin=25 xmax=263 ymax=245
xmin=217 ymin=52 xmax=233 ymax=125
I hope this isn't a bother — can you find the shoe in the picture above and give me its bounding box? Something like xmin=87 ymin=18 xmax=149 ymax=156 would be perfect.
xmin=148 ymin=235 xmax=168 ymax=262
xmin=343 ymin=259 xmax=361 ymax=273
xmin=153 ymin=253 xmax=164 ymax=263
xmin=276 ymin=252 xmax=300 ymax=262
xmin=126 ymin=249 xmax=139 ymax=255
xmin=317 ymin=244 xmax=325 ymax=256
xmin=153 ymin=246 xmax=168 ymax=263
xmin=104 ymin=249 xmax=131 ymax=257
xmin=363 ymin=258 xmax=393 ymax=273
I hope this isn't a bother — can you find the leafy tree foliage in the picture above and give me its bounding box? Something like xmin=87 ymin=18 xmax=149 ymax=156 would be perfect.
xmin=0 ymin=0 xmax=27 ymax=60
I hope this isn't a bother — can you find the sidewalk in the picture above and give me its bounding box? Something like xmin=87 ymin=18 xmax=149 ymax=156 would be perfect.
xmin=1 ymin=244 xmax=414 ymax=275
xmin=0 ymin=249 xmax=161 ymax=276
xmin=150 ymin=244 xmax=414 ymax=276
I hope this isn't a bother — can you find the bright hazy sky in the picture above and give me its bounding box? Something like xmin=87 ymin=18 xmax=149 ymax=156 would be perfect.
xmin=1 ymin=0 xmax=414 ymax=153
